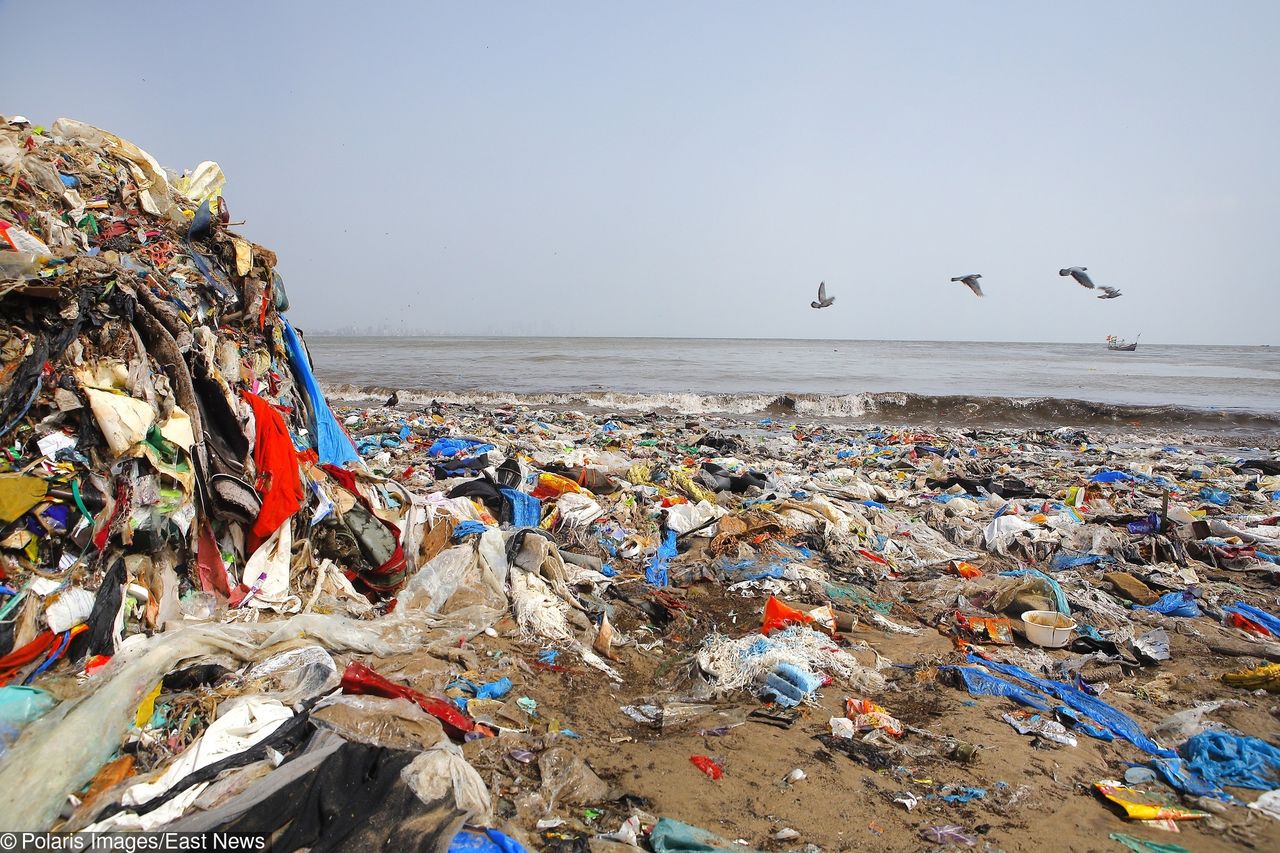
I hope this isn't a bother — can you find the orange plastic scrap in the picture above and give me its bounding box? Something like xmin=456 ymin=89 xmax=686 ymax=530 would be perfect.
xmin=949 ymin=561 xmax=982 ymax=579
xmin=953 ymin=611 xmax=1014 ymax=644
xmin=1094 ymin=782 xmax=1208 ymax=821
xmin=846 ymin=697 xmax=904 ymax=737
xmin=761 ymin=596 xmax=814 ymax=635
xmin=531 ymin=472 xmax=587 ymax=500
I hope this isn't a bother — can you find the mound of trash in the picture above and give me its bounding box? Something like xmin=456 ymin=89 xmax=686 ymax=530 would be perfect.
xmin=3 ymin=114 xmax=1280 ymax=851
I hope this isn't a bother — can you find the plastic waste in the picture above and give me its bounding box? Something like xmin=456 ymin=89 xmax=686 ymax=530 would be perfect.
xmin=919 ymin=825 xmax=976 ymax=846
xmin=340 ymin=660 xmax=477 ymax=740
xmin=449 ymin=828 xmax=529 ymax=853
xmin=1003 ymin=711 xmax=1077 ymax=747
xmin=690 ymin=754 xmax=724 ymax=780
xmin=1136 ymin=590 xmax=1201 ymax=618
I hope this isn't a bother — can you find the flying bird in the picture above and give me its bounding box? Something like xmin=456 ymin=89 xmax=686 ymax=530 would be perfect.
xmin=1096 ymin=286 xmax=1122 ymax=300
xmin=1059 ymin=266 xmax=1096 ymax=289
xmin=810 ymin=281 xmax=835 ymax=309
xmin=951 ymin=274 xmax=984 ymax=297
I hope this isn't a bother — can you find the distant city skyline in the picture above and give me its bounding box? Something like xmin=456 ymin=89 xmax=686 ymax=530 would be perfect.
xmin=6 ymin=1 xmax=1277 ymax=345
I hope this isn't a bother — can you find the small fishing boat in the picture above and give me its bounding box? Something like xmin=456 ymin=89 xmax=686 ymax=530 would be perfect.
xmin=1106 ymin=334 xmax=1139 ymax=352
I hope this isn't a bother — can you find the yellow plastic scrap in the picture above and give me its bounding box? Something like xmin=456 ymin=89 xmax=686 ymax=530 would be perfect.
xmin=626 ymin=464 xmax=653 ymax=486
xmin=134 ymin=682 xmax=162 ymax=729
xmin=1095 ymin=782 xmax=1207 ymax=821
xmin=232 ymin=238 xmax=253 ymax=277
xmin=1223 ymin=662 xmax=1280 ymax=692
xmin=0 ymin=474 xmax=49 ymax=523
xmin=671 ymin=470 xmax=715 ymax=505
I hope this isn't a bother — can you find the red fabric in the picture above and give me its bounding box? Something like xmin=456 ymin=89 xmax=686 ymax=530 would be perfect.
xmin=242 ymin=391 xmax=304 ymax=552
xmin=196 ymin=522 xmax=232 ymax=599
xmin=0 ymin=630 xmax=57 ymax=685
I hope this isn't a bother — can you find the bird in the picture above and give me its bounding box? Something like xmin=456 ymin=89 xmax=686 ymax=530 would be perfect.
xmin=810 ymin=281 xmax=835 ymax=309
xmin=951 ymin=274 xmax=984 ymax=297
xmin=1096 ymin=286 xmax=1122 ymax=299
xmin=385 ymin=391 xmax=400 ymax=407
xmin=1059 ymin=267 xmax=1096 ymax=289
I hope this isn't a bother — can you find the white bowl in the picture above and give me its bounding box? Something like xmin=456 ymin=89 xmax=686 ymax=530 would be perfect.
xmin=1021 ymin=610 xmax=1076 ymax=648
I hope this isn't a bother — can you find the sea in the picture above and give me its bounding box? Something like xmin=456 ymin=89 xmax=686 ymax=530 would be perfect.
xmin=309 ymin=336 xmax=1280 ymax=434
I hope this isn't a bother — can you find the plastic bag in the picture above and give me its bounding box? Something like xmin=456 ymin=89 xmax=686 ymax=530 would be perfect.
xmin=761 ymin=597 xmax=813 ymax=635
xmin=1095 ymin=782 xmax=1207 ymax=821
xmin=448 ymin=828 xmax=529 ymax=853
xmin=340 ymin=660 xmax=476 ymax=740
xmin=402 ymin=742 xmax=491 ymax=820
xmin=311 ymin=694 xmax=446 ymax=751
xmin=0 ymin=686 xmax=55 ymax=742
xmin=1136 ymin=591 xmax=1200 ymax=618
xmin=398 ymin=546 xmax=478 ymax=613
xmin=539 ymin=746 xmax=609 ymax=807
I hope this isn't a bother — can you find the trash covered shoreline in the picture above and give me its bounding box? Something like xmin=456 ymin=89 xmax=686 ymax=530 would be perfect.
xmin=2 ymin=115 xmax=1280 ymax=852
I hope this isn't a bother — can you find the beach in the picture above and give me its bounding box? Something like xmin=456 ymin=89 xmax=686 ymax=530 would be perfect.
xmin=314 ymin=395 xmax=1280 ymax=852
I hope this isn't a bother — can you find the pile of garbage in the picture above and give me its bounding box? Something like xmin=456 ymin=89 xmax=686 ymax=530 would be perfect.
xmin=2 ymin=114 xmax=1280 ymax=851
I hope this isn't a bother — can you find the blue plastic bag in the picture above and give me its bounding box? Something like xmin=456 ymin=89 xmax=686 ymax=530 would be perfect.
xmin=1049 ymin=553 xmax=1110 ymax=572
xmin=1198 ymin=487 xmax=1231 ymax=506
xmin=1136 ymin=591 xmax=1200 ymax=618
xmin=646 ymin=529 xmax=677 ymax=587
xmin=451 ymin=521 xmax=489 ymax=541
xmin=476 ymin=677 xmax=512 ymax=700
xmin=0 ymin=686 xmax=54 ymax=736
xmin=1154 ymin=731 xmax=1280 ymax=799
xmin=1091 ymin=470 xmax=1131 ymax=483
xmin=448 ymin=828 xmax=529 ymax=853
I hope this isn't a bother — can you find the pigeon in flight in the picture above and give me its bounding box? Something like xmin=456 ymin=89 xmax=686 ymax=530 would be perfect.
xmin=951 ymin=274 xmax=984 ymax=297
xmin=810 ymin=281 xmax=835 ymax=309
xmin=1059 ymin=266 xmax=1096 ymax=289
xmin=1096 ymin=286 xmax=1122 ymax=299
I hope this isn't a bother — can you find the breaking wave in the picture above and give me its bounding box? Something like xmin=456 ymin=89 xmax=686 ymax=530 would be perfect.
xmin=322 ymin=384 xmax=1280 ymax=432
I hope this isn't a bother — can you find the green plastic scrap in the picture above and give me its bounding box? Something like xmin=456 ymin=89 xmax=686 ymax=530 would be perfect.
xmin=1109 ymin=833 xmax=1191 ymax=853
xmin=825 ymin=582 xmax=893 ymax=615
xmin=649 ymin=818 xmax=767 ymax=853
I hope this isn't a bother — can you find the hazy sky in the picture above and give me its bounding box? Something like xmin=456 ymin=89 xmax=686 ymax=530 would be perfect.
xmin=5 ymin=1 xmax=1277 ymax=344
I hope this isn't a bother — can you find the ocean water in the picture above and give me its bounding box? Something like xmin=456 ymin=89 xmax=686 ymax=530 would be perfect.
xmin=308 ymin=336 xmax=1280 ymax=430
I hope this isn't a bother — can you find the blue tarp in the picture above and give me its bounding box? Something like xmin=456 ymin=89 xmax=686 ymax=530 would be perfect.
xmin=969 ymin=654 xmax=1174 ymax=757
xmin=428 ymin=437 xmax=496 ymax=458
xmin=501 ymin=489 xmax=542 ymax=527
xmin=946 ymin=666 xmax=1050 ymax=710
xmin=281 ymin=318 xmax=358 ymax=466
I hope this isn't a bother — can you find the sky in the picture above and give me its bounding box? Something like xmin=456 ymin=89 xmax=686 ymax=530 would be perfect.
xmin=4 ymin=1 xmax=1277 ymax=344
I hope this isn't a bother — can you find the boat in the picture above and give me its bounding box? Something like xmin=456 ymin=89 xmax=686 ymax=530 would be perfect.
xmin=1106 ymin=334 xmax=1139 ymax=352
